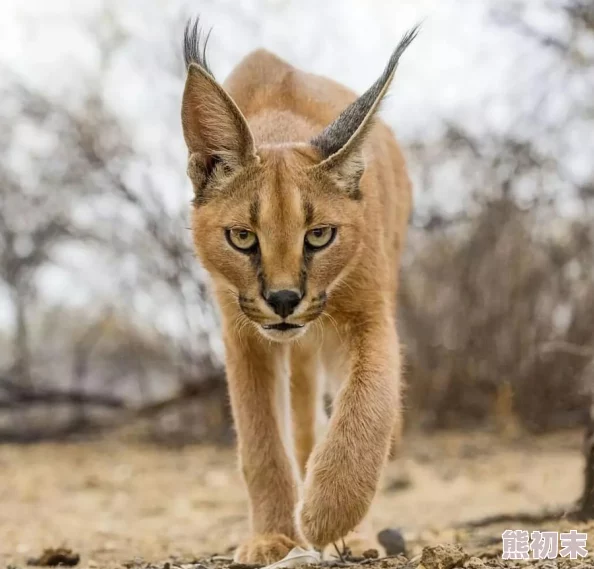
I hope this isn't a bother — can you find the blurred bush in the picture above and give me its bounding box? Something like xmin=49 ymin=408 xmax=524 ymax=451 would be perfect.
xmin=400 ymin=0 xmax=594 ymax=431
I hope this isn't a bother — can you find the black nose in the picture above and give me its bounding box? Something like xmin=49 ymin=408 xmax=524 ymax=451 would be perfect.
xmin=265 ymin=290 xmax=302 ymax=318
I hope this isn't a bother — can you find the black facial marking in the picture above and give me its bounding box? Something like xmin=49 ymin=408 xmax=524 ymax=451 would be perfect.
xmin=298 ymin=291 xmax=327 ymax=321
xmin=299 ymin=263 xmax=308 ymax=298
xmin=304 ymin=200 xmax=314 ymax=226
xmin=301 ymin=233 xmax=317 ymax=297
xmin=249 ymin=246 xmax=266 ymax=298
xmin=189 ymin=155 xmax=241 ymax=207
xmin=249 ymin=197 xmax=260 ymax=227
xmin=343 ymin=174 xmax=363 ymax=201
xmin=315 ymin=291 xmax=327 ymax=304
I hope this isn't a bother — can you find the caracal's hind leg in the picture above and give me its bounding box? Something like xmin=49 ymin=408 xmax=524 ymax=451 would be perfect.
xmin=388 ymin=410 xmax=403 ymax=460
xmin=290 ymin=342 xmax=327 ymax=478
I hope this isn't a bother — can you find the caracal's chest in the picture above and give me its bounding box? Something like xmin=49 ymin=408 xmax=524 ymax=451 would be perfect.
xmin=290 ymin=320 xmax=351 ymax=398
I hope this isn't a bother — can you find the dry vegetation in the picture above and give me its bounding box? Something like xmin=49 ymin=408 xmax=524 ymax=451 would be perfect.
xmin=400 ymin=133 xmax=594 ymax=432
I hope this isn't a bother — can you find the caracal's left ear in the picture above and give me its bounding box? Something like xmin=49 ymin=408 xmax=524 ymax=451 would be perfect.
xmin=308 ymin=25 xmax=420 ymax=198
xmin=181 ymin=19 xmax=257 ymax=196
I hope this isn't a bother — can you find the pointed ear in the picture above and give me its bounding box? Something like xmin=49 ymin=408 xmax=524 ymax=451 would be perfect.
xmin=181 ymin=63 xmax=257 ymax=181
xmin=308 ymin=25 xmax=420 ymax=197
xmin=181 ymin=19 xmax=257 ymax=197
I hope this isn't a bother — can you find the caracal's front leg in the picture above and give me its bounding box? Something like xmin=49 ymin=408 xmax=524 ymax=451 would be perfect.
xmin=224 ymin=327 xmax=302 ymax=563
xmin=298 ymin=316 xmax=401 ymax=548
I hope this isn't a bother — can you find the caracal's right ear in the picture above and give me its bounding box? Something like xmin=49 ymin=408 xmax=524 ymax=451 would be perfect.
xmin=181 ymin=19 xmax=258 ymax=202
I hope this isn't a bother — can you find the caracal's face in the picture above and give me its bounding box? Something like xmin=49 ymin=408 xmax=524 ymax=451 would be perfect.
xmin=191 ymin=147 xmax=364 ymax=342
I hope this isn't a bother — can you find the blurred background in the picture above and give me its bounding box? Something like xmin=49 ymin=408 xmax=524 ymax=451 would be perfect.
xmin=0 ymin=0 xmax=592 ymax=444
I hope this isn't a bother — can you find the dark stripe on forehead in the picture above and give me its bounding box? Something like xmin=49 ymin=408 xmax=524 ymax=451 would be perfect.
xmin=249 ymin=196 xmax=260 ymax=227
xmin=303 ymin=199 xmax=314 ymax=226
xmin=273 ymin=158 xmax=289 ymax=229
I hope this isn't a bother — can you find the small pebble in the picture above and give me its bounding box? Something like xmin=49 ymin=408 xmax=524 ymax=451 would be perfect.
xmin=377 ymin=528 xmax=406 ymax=556
xmin=27 ymin=548 xmax=80 ymax=567
xmin=463 ymin=557 xmax=486 ymax=569
xmin=362 ymin=549 xmax=379 ymax=559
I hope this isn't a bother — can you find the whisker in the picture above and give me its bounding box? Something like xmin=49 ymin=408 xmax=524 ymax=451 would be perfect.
xmin=315 ymin=316 xmax=325 ymax=345
xmin=322 ymin=311 xmax=342 ymax=343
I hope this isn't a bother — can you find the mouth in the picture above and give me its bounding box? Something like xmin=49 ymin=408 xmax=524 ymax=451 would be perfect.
xmin=262 ymin=322 xmax=304 ymax=331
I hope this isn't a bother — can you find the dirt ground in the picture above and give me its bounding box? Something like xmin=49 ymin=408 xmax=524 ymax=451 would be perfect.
xmin=1 ymin=429 xmax=592 ymax=569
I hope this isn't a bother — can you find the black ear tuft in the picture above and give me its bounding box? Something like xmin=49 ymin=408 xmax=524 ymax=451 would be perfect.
xmin=183 ymin=17 xmax=214 ymax=76
xmin=311 ymin=25 xmax=420 ymax=162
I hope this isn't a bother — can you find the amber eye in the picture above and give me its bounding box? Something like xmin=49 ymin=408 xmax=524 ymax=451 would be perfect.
xmin=305 ymin=226 xmax=335 ymax=249
xmin=227 ymin=228 xmax=257 ymax=251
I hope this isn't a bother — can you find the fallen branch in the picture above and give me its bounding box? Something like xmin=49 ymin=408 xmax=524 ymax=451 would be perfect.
xmin=456 ymin=507 xmax=576 ymax=529
xmin=0 ymin=378 xmax=126 ymax=409
xmin=133 ymin=374 xmax=225 ymax=418
xmin=0 ymin=374 xmax=227 ymax=443
xmin=539 ymin=341 xmax=594 ymax=358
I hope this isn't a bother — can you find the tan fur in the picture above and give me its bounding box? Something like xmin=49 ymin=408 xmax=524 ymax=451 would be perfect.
xmin=181 ymin=37 xmax=413 ymax=563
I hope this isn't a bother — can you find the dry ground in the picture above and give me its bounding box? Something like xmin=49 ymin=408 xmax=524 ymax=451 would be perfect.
xmin=1 ymin=429 xmax=592 ymax=569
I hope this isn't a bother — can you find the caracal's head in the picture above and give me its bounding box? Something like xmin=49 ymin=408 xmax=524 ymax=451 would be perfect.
xmin=180 ymin=21 xmax=418 ymax=342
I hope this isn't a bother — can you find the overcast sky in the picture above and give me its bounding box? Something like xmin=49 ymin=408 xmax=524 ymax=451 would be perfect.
xmin=3 ymin=0 xmax=584 ymax=194
xmin=0 ymin=0 xmax=590 ymax=334
xmin=2 ymin=0 xmax=588 ymax=201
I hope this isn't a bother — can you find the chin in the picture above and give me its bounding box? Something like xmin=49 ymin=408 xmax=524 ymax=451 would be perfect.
xmin=259 ymin=324 xmax=309 ymax=343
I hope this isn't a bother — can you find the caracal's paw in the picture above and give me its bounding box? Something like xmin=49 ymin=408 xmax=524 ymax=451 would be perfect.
xmin=297 ymin=486 xmax=370 ymax=548
xmin=233 ymin=534 xmax=302 ymax=564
